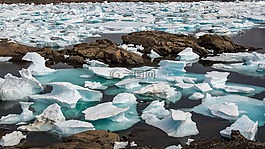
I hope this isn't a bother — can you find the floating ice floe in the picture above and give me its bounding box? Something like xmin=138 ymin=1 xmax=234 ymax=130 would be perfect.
xmin=193 ymin=94 xmax=265 ymax=125
xmin=0 ymin=102 xmax=35 ymax=124
xmin=83 ymin=102 xmax=129 ymax=121
xmin=0 ymin=57 xmax=12 ymax=62
xmin=22 ymin=52 xmax=57 ymax=76
xmin=208 ymin=102 xmax=239 ymax=120
xmin=134 ymin=82 xmax=181 ymax=102
xmin=209 ymin=52 xmax=265 ymax=77
xmin=142 ymin=101 xmax=199 ymax=137
xmin=0 ymin=69 xmax=43 ymax=101
xmin=18 ymin=103 xmax=65 ymax=131
xmin=52 ymin=120 xmax=95 ymax=137
xmin=115 ymin=78 xmax=141 ymax=89
xmin=176 ymin=47 xmax=199 ymax=63
xmin=158 ymin=60 xmax=186 ymax=75
xmin=84 ymin=81 xmax=107 ymax=90
xmin=89 ymin=67 xmax=131 ymax=79
xmin=112 ymin=93 xmax=137 ymax=108
xmin=85 ymin=59 xmax=109 ymax=67
xmin=188 ymin=92 xmax=205 ymax=100
xmin=0 ymin=131 xmax=26 ymax=147
xmin=29 ymin=82 xmax=102 ymax=108
xmin=194 ymin=83 xmax=212 ymax=92
xmin=220 ymin=115 xmax=258 ymax=140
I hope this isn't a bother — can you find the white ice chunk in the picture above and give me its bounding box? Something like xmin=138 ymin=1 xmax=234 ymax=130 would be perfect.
xmin=112 ymin=93 xmax=137 ymax=108
xmin=186 ymin=139 xmax=194 ymax=145
xmin=22 ymin=52 xmax=57 ymax=76
xmin=82 ymin=102 xmax=129 ymax=121
xmin=194 ymin=83 xmax=212 ymax=92
xmin=0 ymin=131 xmax=26 ymax=147
xmin=85 ymin=59 xmax=109 ymax=67
xmin=113 ymin=141 xmax=128 ymax=149
xmin=0 ymin=69 xmax=43 ymax=101
xmin=177 ymin=47 xmax=199 ymax=62
xmin=0 ymin=102 xmax=35 ymax=124
xmin=52 ymin=120 xmax=95 ymax=137
xmin=188 ymin=92 xmax=205 ymax=100
xmin=224 ymin=85 xmax=254 ymax=93
xmin=84 ymin=81 xmax=107 ymax=90
xmin=142 ymin=101 xmax=198 ymax=137
xmin=135 ymin=82 xmax=180 ymax=101
xmin=0 ymin=57 xmax=12 ymax=62
xmin=220 ymin=115 xmax=258 ymax=140
xmin=165 ymin=144 xmax=182 ymax=149
xmin=204 ymin=71 xmax=229 ymax=89
xmin=208 ymin=102 xmax=239 ymax=120
xmin=158 ymin=60 xmax=186 ymax=73
xmin=89 ymin=67 xmax=130 ymax=79
xmin=29 ymin=82 xmax=102 ymax=108
xmin=18 ymin=103 xmax=65 ymax=131
xmin=115 ymin=78 xmax=141 ymax=89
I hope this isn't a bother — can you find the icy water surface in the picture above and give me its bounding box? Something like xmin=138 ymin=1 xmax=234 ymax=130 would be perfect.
xmin=0 ymin=28 xmax=265 ymax=147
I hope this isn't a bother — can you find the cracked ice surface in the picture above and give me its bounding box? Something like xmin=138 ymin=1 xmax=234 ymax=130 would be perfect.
xmin=0 ymin=1 xmax=265 ymax=48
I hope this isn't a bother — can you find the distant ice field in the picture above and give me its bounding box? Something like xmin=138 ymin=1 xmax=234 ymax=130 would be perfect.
xmin=0 ymin=1 xmax=265 ymax=48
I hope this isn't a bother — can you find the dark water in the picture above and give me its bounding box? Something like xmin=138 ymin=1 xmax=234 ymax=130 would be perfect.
xmin=0 ymin=28 xmax=265 ymax=147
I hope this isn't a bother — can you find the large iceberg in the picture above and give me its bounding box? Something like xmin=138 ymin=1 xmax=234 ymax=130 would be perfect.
xmin=22 ymin=52 xmax=57 ymax=76
xmin=18 ymin=103 xmax=65 ymax=131
xmin=134 ymin=82 xmax=181 ymax=102
xmin=142 ymin=101 xmax=199 ymax=137
xmin=0 ymin=69 xmax=43 ymax=101
xmin=0 ymin=131 xmax=26 ymax=147
xmin=0 ymin=102 xmax=35 ymax=124
xmin=220 ymin=115 xmax=258 ymax=140
xmin=52 ymin=120 xmax=95 ymax=137
xmin=29 ymin=82 xmax=102 ymax=108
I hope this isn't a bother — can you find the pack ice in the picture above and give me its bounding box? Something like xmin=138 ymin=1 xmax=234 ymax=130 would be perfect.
xmin=142 ymin=100 xmax=199 ymax=137
xmin=0 ymin=69 xmax=43 ymax=101
xmin=0 ymin=2 xmax=265 ymax=48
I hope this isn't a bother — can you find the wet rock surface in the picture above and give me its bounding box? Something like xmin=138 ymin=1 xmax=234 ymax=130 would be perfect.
xmin=183 ymin=130 xmax=265 ymax=149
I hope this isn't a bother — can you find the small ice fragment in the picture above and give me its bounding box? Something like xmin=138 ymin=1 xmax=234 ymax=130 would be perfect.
xmin=165 ymin=144 xmax=182 ymax=149
xmin=52 ymin=120 xmax=95 ymax=137
xmin=188 ymin=92 xmax=204 ymax=100
xmin=177 ymin=47 xmax=199 ymax=62
xmin=0 ymin=131 xmax=26 ymax=146
xmin=194 ymin=83 xmax=212 ymax=92
xmin=113 ymin=141 xmax=128 ymax=149
xmin=112 ymin=93 xmax=137 ymax=108
xmin=220 ymin=115 xmax=258 ymax=140
xmin=22 ymin=52 xmax=57 ymax=76
xmin=82 ymin=102 xmax=129 ymax=121
xmin=208 ymin=102 xmax=239 ymax=120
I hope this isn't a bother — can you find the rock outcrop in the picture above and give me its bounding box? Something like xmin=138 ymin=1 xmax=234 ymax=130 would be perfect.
xmin=184 ymin=130 xmax=265 ymax=149
xmin=122 ymin=31 xmax=260 ymax=57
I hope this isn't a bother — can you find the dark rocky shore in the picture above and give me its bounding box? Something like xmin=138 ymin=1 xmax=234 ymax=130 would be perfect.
xmin=0 ymin=31 xmax=260 ymax=68
xmin=0 ymin=31 xmax=264 ymax=149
